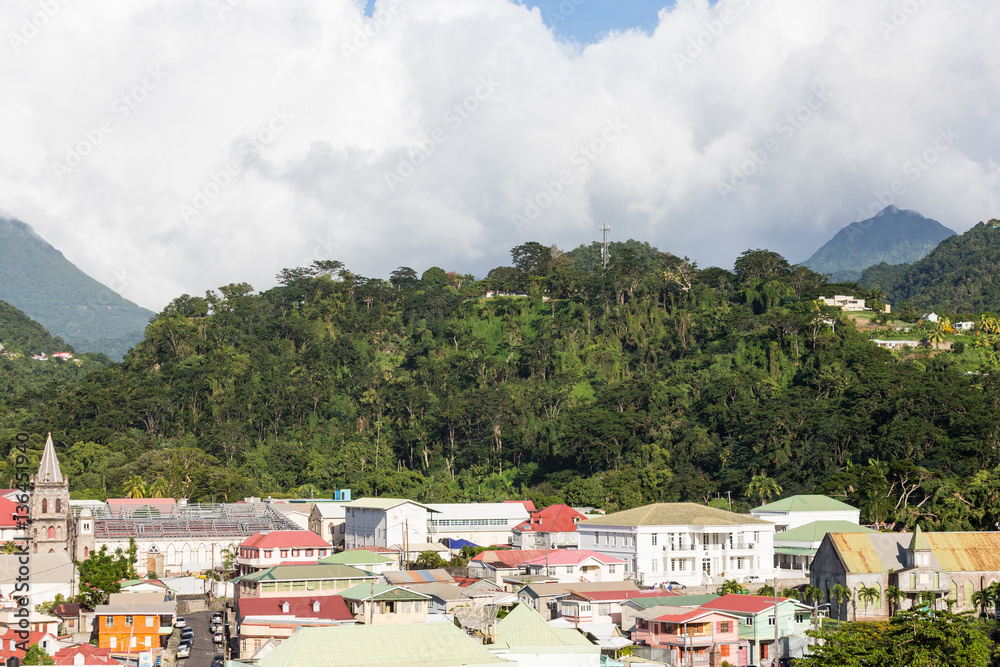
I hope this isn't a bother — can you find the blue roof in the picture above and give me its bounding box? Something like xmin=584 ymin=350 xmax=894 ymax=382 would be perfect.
xmin=441 ymin=538 xmax=478 ymax=549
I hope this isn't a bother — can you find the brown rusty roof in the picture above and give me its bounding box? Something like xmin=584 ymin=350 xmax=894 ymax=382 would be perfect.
xmin=925 ymin=532 xmax=1000 ymax=572
xmin=830 ymin=533 xmax=887 ymax=573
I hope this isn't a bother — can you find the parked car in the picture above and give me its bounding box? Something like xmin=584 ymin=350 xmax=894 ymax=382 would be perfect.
xmin=176 ymin=644 xmax=190 ymax=659
xmin=174 ymin=617 xmax=186 ymax=628
xmin=214 ymin=632 xmax=224 ymax=644
xmin=212 ymin=655 xmax=225 ymax=667
xmin=743 ymin=575 xmax=762 ymax=583
xmin=663 ymin=581 xmax=687 ymax=590
xmin=181 ymin=629 xmax=194 ymax=640
xmin=179 ymin=636 xmax=193 ymax=648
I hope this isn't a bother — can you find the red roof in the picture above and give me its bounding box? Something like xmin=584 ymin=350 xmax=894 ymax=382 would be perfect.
xmin=524 ymin=550 xmax=624 ymax=566
xmin=54 ymin=644 xmax=119 ymax=666
xmin=50 ymin=603 xmax=83 ymax=619
xmin=106 ymin=498 xmax=177 ymax=516
xmin=240 ymin=530 xmax=331 ymax=549
xmin=471 ymin=549 xmax=560 ymax=568
xmin=650 ymin=608 xmax=737 ymax=624
xmin=0 ymin=496 xmax=27 ymax=528
xmin=238 ymin=595 xmax=353 ymax=622
xmin=514 ymin=504 xmax=586 ymax=534
xmin=700 ymin=594 xmax=791 ymax=614
xmin=505 ymin=500 xmax=537 ymax=512
xmin=0 ymin=629 xmax=49 ymax=659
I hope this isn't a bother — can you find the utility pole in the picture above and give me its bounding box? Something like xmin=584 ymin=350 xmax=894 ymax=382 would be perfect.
xmin=773 ymin=576 xmax=780 ymax=665
xmin=599 ymin=224 xmax=612 ymax=272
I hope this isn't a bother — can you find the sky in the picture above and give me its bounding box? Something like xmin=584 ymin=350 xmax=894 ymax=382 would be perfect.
xmin=1 ymin=0 xmax=998 ymax=311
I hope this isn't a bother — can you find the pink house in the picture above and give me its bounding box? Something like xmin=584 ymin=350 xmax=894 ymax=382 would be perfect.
xmin=633 ymin=606 xmax=741 ymax=666
xmin=238 ymin=530 xmax=333 ymax=575
xmin=523 ymin=549 xmax=625 ymax=583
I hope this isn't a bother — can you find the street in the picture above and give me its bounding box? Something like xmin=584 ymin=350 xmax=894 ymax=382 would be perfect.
xmin=180 ymin=610 xmax=222 ymax=667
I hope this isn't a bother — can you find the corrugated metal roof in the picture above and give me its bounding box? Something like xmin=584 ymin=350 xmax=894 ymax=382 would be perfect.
xmin=775 ymin=520 xmax=874 ymax=544
xmin=752 ymin=495 xmax=858 ymax=513
xmin=830 ymin=533 xmax=888 ymax=573
xmin=493 ymin=604 xmax=597 ymax=652
xmin=580 ymin=503 xmax=772 ymax=527
xmin=384 ymin=569 xmax=455 ymax=585
xmin=830 ymin=531 xmax=1000 ymax=574
xmin=926 ymin=532 xmax=1000 ymax=572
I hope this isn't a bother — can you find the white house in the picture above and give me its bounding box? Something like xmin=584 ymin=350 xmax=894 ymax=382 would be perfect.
xmin=342 ymin=498 xmax=437 ymax=554
xmin=237 ymin=530 xmax=333 ymax=575
xmin=309 ymin=503 xmax=347 ymax=547
xmin=0 ymin=553 xmax=78 ymax=607
xmin=749 ymin=495 xmax=861 ymax=532
xmin=523 ymin=550 xmax=625 ymax=584
xmin=578 ymin=503 xmax=776 ymax=588
xmin=426 ymin=503 xmax=529 ymax=546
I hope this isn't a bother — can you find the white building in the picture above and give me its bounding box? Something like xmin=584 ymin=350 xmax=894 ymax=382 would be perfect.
xmin=820 ymin=295 xmax=867 ymax=311
xmin=342 ymin=498 xmax=437 ymax=553
xmin=237 ymin=530 xmax=334 ymax=575
xmin=749 ymin=495 xmax=861 ymax=532
xmin=578 ymin=503 xmax=776 ymax=588
xmin=523 ymin=550 xmax=625 ymax=584
xmin=426 ymin=503 xmax=529 ymax=547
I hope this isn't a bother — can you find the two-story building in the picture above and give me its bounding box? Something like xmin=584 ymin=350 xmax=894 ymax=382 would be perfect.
xmin=700 ymin=594 xmax=814 ymax=664
xmin=342 ymin=499 xmax=437 ymax=557
xmin=426 ymin=503 xmax=530 ymax=547
xmin=523 ymin=549 xmax=625 ymax=584
xmin=750 ymin=495 xmax=861 ymax=533
xmin=93 ymin=592 xmax=175 ymax=654
xmin=309 ymin=503 xmax=347 ymax=548
xmin=237 ymin=530 xmax=333 ymax=575
xmin=512 ymin=504 xmax=586 ymax=550
xmin=578 ymin=503 xmax=776 ymax=587
xmin=236 ymin=595 xmax=355 ymax=657
xmin=235 ymin=563 xmax=376 ymax=602
xmin=632 ymin=606 xmax=741 ymax=666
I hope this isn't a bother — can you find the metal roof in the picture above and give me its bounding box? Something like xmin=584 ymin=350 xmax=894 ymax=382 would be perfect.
xmin=580 ymin=503 xmax=771 ymax=527
xmin=343 ymin=498 xmax=439 ymax=512
xmin=752 ymin=495 xmax=858 ymax=513
xmin=829 ymin=531 xmax=1000 ymax=574
xmin=775 ymin=520 xmax=874 ymax=544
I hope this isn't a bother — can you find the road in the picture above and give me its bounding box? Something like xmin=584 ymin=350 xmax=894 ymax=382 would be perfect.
xmin=181 ymin=610 xmax=223 ymax=667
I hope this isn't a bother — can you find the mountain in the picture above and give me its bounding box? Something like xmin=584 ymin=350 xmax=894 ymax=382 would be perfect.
xmin=860 ymin=218 xmax=1000 ymax=313
xmin=802 ymin=206 xmax=956 ymax=281
xmin=0 ymin=216 xmax=154 ymax=360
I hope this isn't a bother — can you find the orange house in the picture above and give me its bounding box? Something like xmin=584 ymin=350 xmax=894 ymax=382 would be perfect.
xmin=94 ymin=594 xmax=175 ymax=655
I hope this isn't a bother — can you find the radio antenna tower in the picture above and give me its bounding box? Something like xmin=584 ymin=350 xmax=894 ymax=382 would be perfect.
xmin=599 ymin=224 xmax=612 ymax=271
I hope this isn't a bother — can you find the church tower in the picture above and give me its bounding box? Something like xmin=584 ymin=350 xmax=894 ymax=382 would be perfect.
xmin=30 ymin=433 xmax=71 ymax=554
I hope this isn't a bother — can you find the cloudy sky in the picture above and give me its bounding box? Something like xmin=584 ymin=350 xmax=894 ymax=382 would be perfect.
xmin=1 ymin=0 xmax=998 ymax=311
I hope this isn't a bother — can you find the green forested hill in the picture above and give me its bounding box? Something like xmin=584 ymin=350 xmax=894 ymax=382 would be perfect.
xmin=0 ymin=298 xmax=71 ymax=355
xmin=0 ymin=216 xmax=154 ymax=360
xmin=2 ymin=242 xmax=1000 ymax=532
xmin=861 ymin=220 xmax=1000 ymax=312
xmin=802 ymin=205 xmax=955 ymax=281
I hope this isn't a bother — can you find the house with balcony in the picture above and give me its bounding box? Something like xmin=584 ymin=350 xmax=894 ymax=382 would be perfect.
xmin=468 ymin=548 xmax=559 ymax=584
xmin=578 ymin=503 xmax=776 ymax=587
xmin=750 ymin=494 xmax=861 ymax=532
xmin=810 ymin=526 xmax=1000 ymax=621
xmin=700 ymin=594 xmax=814 ymax=664
xmin=512 ymin=504 xmax=586 ymax=549
xmin=338 ymin=584 xmax=430 ymax=624
xmin=620 ymin=594 xmax=721 ymax=638
xmin=522 ymin=549 xmax=625 ymax=584
xmin=557 ymin=588 xmax=679 ymax=626
xmin=93 ymin=592 xmax=175 ymax=654
xmin=237 ymin=530 xmax=334 ymax=575
xmin=235 ymin=563 xmax=375 ymax=601
xmin=632 ymin=606 xmax=740 ymax=666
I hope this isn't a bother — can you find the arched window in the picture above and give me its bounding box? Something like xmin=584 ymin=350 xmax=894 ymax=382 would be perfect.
xmin=55 ymin=499 xmax=61 ymax=513
xmin=42 ymin=499 xmax=47 ymax=514
xmin=47 ymin=526 xmax=55 ymax=539
xmin=84 ymin=547 xmax=89 ymax=558
xmin=965 ymin=581 xmax=975 ymax=608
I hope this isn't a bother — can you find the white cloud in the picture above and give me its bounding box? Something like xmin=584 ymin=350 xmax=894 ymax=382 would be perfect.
xmin=1 ymin=0 xmax=997 ymax=310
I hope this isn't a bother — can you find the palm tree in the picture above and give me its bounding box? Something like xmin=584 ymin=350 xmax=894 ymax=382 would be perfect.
xmin=929 ymin=324 xmax=946 ymax=349
xmin=781 ymin=587 xmax=801 ymax=601
xmin=885 ymin=585 xmax=905 ymax=616
xmin=147 ymin=478 xmax=170 ymax=498
xmin=830 ymin=583 xmax=852 ymax=620
xmin=759 ymin=583 xmax=775 ymax=598
xmin=971 ymin=588 xmax=992 ymax=617
xmin=746 ymin=473 xmax=783 ymax=508
xmin=123 ymin=475 xmax=147 ymax=499
xmin=414 ymin=550 xmax=447 ymax=569
xmin=803 ymin=585 xmax=824 ymax=605
xmin=719 ymin=579 xmax=746 ymax=595
xmin=857 ymin=583 xmax=881 ymax=617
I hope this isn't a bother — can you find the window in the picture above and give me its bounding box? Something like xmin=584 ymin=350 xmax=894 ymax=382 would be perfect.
xmin=651 ymin=534 xmax=658 ymax=546
xmin=263 ymin=550 xmax=272 ymax=558
xmin=110 ymin=637 xmax=117 ymax=649
xmin=909 ymin=573 xmax=917 ymax=589
xmin=130 ymin=636 xmax=137 ymax=648
xmin=146 ymin=616 xmax=154 ymax=627
xmin=795 ymin=614 xmax=806 ymax=624
xmin=105 ymin=617 xmax=113 ymax=628
xmin=55 ymin=499 xmax=61 ymax=513
xmin=767 ymin=616 xmax=775 ymax=626
xmin=609 ymin=565 xmax=616 ymax=574
xmin=721 ymin=644 xmax=730 ymax=657
xmin=292 ymin=549 xmax=300 ymax=557
xmin=719 ymin=621 xmax=731 ymax=633
xmin=933 ymin=572 xmax=940 ymax=589
xmin=42 ymin=499 xmax=47 ymax=513
xmin=125 ymin=616 xmax=133 ymax=627
xmin=145 ymin=636 xmax=151 ymax=647
xmin=651 ymin=559 xmax=658 ymax=572
xmin=306 ymin=549 xmax=314 ymax=557
xmin=744 ymin=617 xmax=753 ymax=626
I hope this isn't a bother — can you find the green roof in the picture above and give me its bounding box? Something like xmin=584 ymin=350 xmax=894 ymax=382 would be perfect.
xmin=776 ymin=520 xmax=874 ymax=543
xmin=580 ymin=503 xmax=771 ymax=527
xmin=773 ymin=547 xmax=818 ymax=556
xmin=236 ymin=562 xmax=371 ymax=582
xmin=319 ymin=550 xmax=396 ymax=565
xmin=909 ymin=524 xmax=931 ymax=551
xmin=255 ymin=624 xmax=507 ymax=666
xmin=339 ymin=584 xmax=430 ymax=602
xmin=493 ymin=604 xmax=598 ymax=653
xmin=627 ymin=594 xmax=720 ymax=609
xmin=752 ymin=495 xmax=858 ymax=513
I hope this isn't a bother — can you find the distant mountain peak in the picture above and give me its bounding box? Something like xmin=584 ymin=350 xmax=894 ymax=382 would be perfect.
xmin=802 ymin=206 xmax=956 ymax=280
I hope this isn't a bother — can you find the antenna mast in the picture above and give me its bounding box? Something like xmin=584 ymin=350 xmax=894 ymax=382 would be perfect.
xmin=599 ymin=224 xmax=612 ymax=271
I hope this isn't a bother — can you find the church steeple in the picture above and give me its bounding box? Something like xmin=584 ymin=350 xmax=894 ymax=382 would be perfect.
xmin=37 ymin=432 xmax=63 ymax=484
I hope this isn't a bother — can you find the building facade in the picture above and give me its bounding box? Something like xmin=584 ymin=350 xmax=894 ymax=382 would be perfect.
xmin=426 ymin=503 xmax=529 ymax=546
xmin=343 ymin=498 xmax=436 ymax=552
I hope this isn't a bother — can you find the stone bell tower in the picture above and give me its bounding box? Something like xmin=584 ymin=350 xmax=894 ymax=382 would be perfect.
xmin=30 ymin=433 xmax=71 ymax=554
